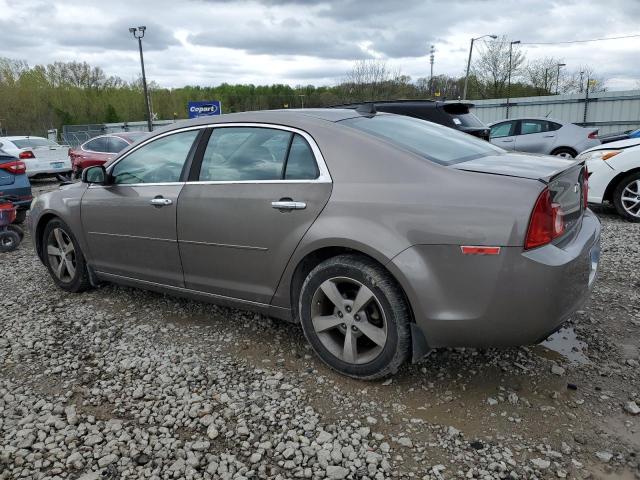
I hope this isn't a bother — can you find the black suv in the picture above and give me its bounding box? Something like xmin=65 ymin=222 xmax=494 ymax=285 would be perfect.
xmin=332 ymin=100 xmax=490 ymax=141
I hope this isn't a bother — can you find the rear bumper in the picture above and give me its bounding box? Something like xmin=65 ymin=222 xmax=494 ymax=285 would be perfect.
xmin=389 ymin=210 xmax=601 ymax=348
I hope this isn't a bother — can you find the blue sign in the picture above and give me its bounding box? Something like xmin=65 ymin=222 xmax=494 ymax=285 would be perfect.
xmin=188 ymin=101 xmax=222 ymax=118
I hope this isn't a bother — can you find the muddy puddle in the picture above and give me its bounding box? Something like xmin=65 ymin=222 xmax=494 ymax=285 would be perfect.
xmin=536 ymin=327 xmax=590 ymax=365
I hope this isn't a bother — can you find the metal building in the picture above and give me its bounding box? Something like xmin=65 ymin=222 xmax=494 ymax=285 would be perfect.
xmin=470 ymin=90 xmax=640 ymax=135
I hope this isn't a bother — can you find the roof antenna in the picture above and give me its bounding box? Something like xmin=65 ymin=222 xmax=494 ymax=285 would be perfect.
xmin=356 ymin=102 xmax=377 ymax=115
xmin=545 ymin=110 xmax=552 ymax=118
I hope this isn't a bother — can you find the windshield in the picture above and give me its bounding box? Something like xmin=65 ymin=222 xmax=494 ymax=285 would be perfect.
xmin=11 ymin=138 xmax=59 ymax=148
xmin=340 ymin=114 xmax=503 ymax=165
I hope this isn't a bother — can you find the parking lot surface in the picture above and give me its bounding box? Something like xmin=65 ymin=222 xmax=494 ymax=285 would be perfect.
xmin=1 ymin=180 xmax=640 ymax=480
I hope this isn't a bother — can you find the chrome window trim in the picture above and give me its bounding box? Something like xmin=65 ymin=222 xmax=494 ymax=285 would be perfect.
xmin=81 ymin=134 xmax=111 ymax=154
xmin=105 ymin=122 xmax=332 ymax=185
xmin=82 ymin=134 xmax=130 ymax=154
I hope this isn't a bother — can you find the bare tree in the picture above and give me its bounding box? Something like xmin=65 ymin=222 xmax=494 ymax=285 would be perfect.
xmin=0 ymin=58 xmax=29 ymax=84
xmin=472 ymin=36 xmax=525 ymax=98
xmin=563 ymin=65 xmax=607 ymax=94
xmin=524 ymin=57 xmax=567 ymax=95
xmin=340 ymin=59 xmax=404 ymax=101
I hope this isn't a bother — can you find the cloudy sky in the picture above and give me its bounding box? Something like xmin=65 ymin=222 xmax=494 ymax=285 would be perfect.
xmin=0 ymin=0 xmax=638 ymax=90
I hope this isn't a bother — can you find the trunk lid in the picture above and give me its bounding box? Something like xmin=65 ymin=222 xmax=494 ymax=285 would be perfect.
xmin=453 ymin=152 xmax=587 ymax=238
xmin=452 ymin=152 xmax=581 ymax=183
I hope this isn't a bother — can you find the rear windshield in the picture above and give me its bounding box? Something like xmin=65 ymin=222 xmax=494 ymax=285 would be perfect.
xmin=11 ymin=138 xmax=58 ymax=148
xmin=340 ymin=114 xmax=502 ymax=165
xmin=440 ymin=104 xmax=486 ymax=128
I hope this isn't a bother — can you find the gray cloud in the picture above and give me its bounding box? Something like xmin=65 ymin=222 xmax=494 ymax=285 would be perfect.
xmin=0 ymin=0 xmax=637 ymax=89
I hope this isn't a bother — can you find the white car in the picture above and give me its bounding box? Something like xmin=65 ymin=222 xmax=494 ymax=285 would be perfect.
xmin=0 ymin=136 xmax=72 ymax=178
xmin=577 ymin=138 xmax=640 ymax=222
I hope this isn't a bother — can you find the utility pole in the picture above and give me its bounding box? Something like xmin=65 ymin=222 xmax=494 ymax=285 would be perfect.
xmin=583 ymin=76 xmax=591 ymax=124
xmin=506 ymin=40 xmax=520 ymax=119
xmin=544 ymin=68 xmax=549 ymax=93
xmin=555 ymin=63 xmax=566 ymax=95
xmin=463 ymin=34 xmax=497 ymax=100
xmin=429 ymin=45 xmax=435 ymax=95
xmin=129 ymin=26 xmax=153 ymax=132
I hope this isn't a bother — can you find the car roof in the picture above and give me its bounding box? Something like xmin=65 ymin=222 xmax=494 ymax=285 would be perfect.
xmin=488 ymin=118 xmax=566 ymax=126
xmin=158 ymin=108 xmax=367 ymax=131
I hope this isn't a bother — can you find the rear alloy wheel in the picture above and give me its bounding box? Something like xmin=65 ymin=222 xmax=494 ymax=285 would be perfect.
xmin=43 ymin=219 xmax=92 ymax=292
xmin=613 ymin=172 xmax=640 ymax=222
xmin=552 ymin=147 xmax=577 ymax=159
xmin=298 ymin=254 xmax=411 ymax=380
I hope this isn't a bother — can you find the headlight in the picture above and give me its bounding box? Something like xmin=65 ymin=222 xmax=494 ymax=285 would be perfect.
xmin=577 ymin=150 xmax=621 ymax=161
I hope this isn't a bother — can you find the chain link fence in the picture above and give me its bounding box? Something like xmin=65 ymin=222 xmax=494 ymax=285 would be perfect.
xmin=62 ymin=120 xmax=176 ymax=147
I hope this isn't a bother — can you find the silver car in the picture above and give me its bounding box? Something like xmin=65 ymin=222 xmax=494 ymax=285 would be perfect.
xmin=489 ymin=118 xmax=600 ymax=158
xmin=29 ymin=109 xmax=601 ymax=380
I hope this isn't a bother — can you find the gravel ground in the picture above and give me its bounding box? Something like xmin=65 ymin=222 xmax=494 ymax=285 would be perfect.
xmin=1 ymin=179 xmax=640 ymax=480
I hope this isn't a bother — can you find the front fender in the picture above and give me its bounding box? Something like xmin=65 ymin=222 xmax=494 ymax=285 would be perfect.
xmin=30 ymin=183 xmax=88 ymax=262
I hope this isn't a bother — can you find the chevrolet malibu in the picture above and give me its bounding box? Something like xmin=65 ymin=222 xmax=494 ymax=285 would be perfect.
xmin=30 ymin=109 xmax=601 ymax=380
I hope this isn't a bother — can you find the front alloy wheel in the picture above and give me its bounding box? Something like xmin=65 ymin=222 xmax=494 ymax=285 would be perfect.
xmin=299 ymin=254 xmax=411 ymax=380
xmin=47 ymin=227 xmax=77 ymax=282
xmin=613 ymin=172 xmax=640 ymax=222
xmin=42 ymin=219 xmax=92 ymax=292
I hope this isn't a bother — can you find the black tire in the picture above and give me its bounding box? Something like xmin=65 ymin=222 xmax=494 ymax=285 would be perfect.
xmin=612 ymin=171 xmax=640 ymax=223
xmin=551 ymin=147 xmax=577 ymax=158
xmin=0 ymin=230 xmax=21 ymax=252
xmin=42 ymin=218 xmax=92 ymax=292
xmin=298 ymin=254 xmax=411 ymax=380
xmin=7 ymin=224 xmax=24 ymax=240
xmin=13 ymin=209 xmax=27 ymax=225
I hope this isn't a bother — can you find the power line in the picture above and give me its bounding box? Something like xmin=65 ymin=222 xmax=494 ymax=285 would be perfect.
xmin=485 ymin=33 xmax=640 ymax=46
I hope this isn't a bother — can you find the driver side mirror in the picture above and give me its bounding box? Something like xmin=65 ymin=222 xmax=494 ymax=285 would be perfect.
xmin=81 ymin=165 xmax=108 ymax=185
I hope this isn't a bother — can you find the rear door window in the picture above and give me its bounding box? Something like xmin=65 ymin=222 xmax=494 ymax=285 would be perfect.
xmin=199 ymin=127 xmax=291 ymax=181
xmin=84 ymin=137 xmax=109 ymax=152
xmin=519 ymin=120 xmax=548 ymax=135
xmin=284 ymin=134 xmax=319 ymax=180
xmin=107 ymin=137 xmax=129 ymax=153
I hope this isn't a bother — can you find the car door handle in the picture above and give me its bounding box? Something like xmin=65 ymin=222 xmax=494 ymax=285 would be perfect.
xmin=271 ymin=200 xmax=306 ymax=210
xmin=500 ymin=139 xmax=514 ymax=143
xmin=543 ymin=134 xmax=556 ymax=138
xmin=150 ymin=197 xmax=173 ymax=207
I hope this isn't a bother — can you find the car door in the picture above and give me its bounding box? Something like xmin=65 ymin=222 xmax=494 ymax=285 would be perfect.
xmin=177 ymin=125 xmax=332 ymax=305
xmin=514 ymin=120 xmax=556 ymax=154
xmin=489 ymin=121 xmax=517 ymax=150
xmin=81 ymin=129 xmax=201 ymax=286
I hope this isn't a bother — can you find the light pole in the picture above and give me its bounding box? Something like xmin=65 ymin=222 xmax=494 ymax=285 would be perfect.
xmin=463 ymin=34 xmax=497 ymax=100
xmin=506 ymin=40 xmax=520 ymax=119
xmin=129 ymin=26 xmax=153 ymax=132
xmin=429 ymin=45 xmax=435 ymax=95
xmin=555 ymin=63 xmax=566 ymax=95
xmin=298 ymin=94 xmax=305 ymax=109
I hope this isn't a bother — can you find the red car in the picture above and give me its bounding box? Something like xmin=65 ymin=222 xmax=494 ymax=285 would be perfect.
xmin=68 ymin=132 xmax=148 ymax=178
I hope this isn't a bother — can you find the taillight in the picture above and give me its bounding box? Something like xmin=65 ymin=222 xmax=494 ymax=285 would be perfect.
xmin=525 ymin=189 xmax=565 ymax=250
xmin=588 ymin=130 xmax=598 ymax=139
xmin=18 ymin=150 xmax=35 ymax=159
xmin=0 ymin=161 xmax=26 ymax=175
xmin=583 ymin=166 xmax=589 ymax=207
